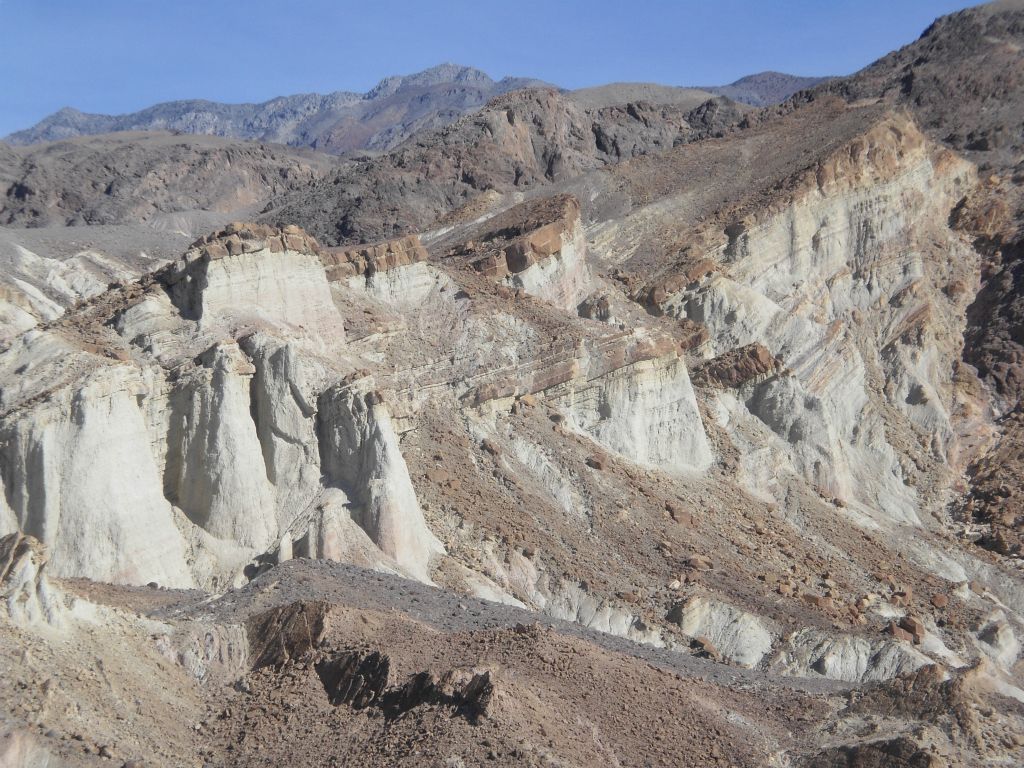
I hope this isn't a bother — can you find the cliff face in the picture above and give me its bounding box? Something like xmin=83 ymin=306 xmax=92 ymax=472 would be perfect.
xmin=659 ymin=116 xmax=979 ymax=520
xmin=0 ymin=225 xmax=434 ymax=588
xmin=0 ymin=210 xmax=713 ymax=597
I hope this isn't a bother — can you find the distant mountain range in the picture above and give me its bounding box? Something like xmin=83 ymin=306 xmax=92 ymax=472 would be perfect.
xmin=705 ymin=71 xmax=831 ymax=106
xmin=3 ymin=66 xmax=826 ymax=154
xmin=3 ymin=64 xmax=550 ymax=155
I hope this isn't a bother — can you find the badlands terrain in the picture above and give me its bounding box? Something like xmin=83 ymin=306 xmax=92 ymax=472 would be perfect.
xmin=2 ymin=2 xmax=1024 ymax=766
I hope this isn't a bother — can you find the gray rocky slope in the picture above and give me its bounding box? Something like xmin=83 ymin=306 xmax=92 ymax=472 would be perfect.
xmin=0 ymin=89 xmax=749 ymax=240
xmin=1 ymin=3 xmax=1024 ymax=767
xmin=0 ymin=132 xmax=338 ymax=229
xmin=259 ymin=89 xmax=751 ymax=245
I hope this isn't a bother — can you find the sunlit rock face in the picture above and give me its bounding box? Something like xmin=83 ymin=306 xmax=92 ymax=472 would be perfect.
xmin=550 ymin=354 xmax=712 ymax=474
xmin=0 ymin=225 xmax=441 ymax=589
xmin=660 ymin=116 xmax=979 ymax=525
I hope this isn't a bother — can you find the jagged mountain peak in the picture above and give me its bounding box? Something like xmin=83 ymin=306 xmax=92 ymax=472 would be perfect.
xmin=363 ymin=62 xmax=495 ymax=100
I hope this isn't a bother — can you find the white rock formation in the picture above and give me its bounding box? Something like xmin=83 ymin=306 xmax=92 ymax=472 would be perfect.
xmin=0 ymin=227 xmax=450 ymax=589
xmin=544 ymin=578 xmax=664 ymax=646
xmin=0 ymin=366 xmax=194 ymax=586
xmin=167 ymin=240 xmax=345 ymax=341
xmin=166 ymin=342 xmax=278 ymax=551
xmin=346 ymin=262 xmax=453 ymax=307
xmin=504 ymin=217 xmax=594 ymax=313
xmin=0 ymin=112 xmax=1014 ymax=706
xmin=242 ymin=333 xmax=326 ymax=522
xmin=318 ymin=382 xmax=444 ymax=582
xmin=773 ymin=628 xmax=932 ymax=682
xmin=669 ymin=596 xmax=774 ymax=667
xmin=976 ymin=613 xmax=1021 ymax=669
xmin=0 ymin=235 xmax=147 ymax=340
xmin=662 ymin=117 xmax=977 ymax=522
xmin=550 ymin=353 xmax=713 ymax=473
xmin=0 ymin=533 xmax=65 ymax=628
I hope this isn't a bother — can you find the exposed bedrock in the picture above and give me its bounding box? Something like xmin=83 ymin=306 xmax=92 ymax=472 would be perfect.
xmin=0 ymin=364 xmax=195 ymax=586
xmin=0 ymin=112 xmax=1015 ymax=699
xmin=660 ymin=117 xmax=981 ymax=522
xmin=318 ymin=381 xmax=445 ymax=583
xmin=163 ymin=222 xmax=345 ymax=340
xmin=772 ymin=628 xmax=931 ymax=683
xmin=453 ymin=194 xmax=595 ymax=313
xmin=0 ymin=532 xmax=66 ymax=628
xmin=667 ymin=596 xmax=775 ymax=667
xmin=326 ymin=235 xmax=453 ymax=307
xmin=165 ymin=342 xmax=279 ymax=551
xmin=503 ymin=214 xmax=593 ymax=313
xmin=546 ymin=353 xmax=712 ymax=473
xmin=0 ymin=225 xmax=446 ymax=588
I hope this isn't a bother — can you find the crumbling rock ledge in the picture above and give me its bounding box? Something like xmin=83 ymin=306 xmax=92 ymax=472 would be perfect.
xmin=320 ymin=235 xmax=430 ymax=282
xmin=691 ymin=342 xmax=784 ymax=388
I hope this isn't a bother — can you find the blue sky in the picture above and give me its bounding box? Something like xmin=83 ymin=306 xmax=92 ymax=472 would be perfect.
xmin=1 ymin=0 xmax=974 ymax=137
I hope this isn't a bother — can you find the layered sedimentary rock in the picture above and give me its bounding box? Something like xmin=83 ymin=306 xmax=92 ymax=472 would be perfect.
xmin=668 ymin=596 xmax=774 ymax=667
xmin=3 ymin=8 xmax=1024 ymax=766
xmin=0 ymin=225 xmax=440 ymax=588
xmin=655 ymin=116 xmax=978 ymax=523
xmin=0 ymin=201 xmax=723 ymax=646
xmin=0 ymin=362 xmax=195 ymax=586
xmin=318 ymin=380 xmax=444 ymax=582
xmin=455 ymin=194 xmax=594 ymax=312
xmin=164 ymin=222 xmax=344 ymax=339
xmin=548 ymin=354 xmax=712 ymax=473
xmin=321 ymin=235 xmax=429 ymax=282
xmin=0 ymin=533 xmax=64 ymax=628
xmin=322 ymin=234 xmax=444 ymax=305
xmin=2 ymin=77 xmax=1024 ymax=768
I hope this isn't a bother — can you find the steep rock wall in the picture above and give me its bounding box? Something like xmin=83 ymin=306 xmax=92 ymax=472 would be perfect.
xmin=318 ymin=381 xmax=444 ymax=582
xmin=0 ymin=225 xmax=447 ymax=588
xmin=0 ymin=533 xmax=65 ymax=628
xmin=663 ymin=117 xmax=978 ymax=518
xmin=165 ymin=342 xmax=278 ymax=551
xmin=546 ymin=353 xmax=712 ymax=473
xmin=163 ymin=223 xmax=344 ymax=340
xmin=503 ymin=217 xmax=594 ymax=313
xmin=0 ymin=365 xmax=194 ymax=586
xmin=242 ymin=333 xmax=326 ymax=522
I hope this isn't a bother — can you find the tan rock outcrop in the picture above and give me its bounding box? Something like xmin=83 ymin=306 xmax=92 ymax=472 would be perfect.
xmin=690 ymin=343 xmax=783 ymax=388
xmin=320 ymin=234 xmax=429 ymax=282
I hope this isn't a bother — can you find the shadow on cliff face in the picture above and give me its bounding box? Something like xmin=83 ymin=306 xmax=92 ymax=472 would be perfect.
xmin=963 ymin=235 xmax=1024 ymax=404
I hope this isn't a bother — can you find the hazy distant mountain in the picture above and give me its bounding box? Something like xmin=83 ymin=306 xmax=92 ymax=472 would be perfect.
xmin=568 ymin=83 xmax=719 ymax=110
xmin=5 ymin=65 xmax=829 ymax=153
xmin=3 ymin=64 xmax=551 ymax=155
xmin=705 ymin=71 xmax=831 ymax=106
